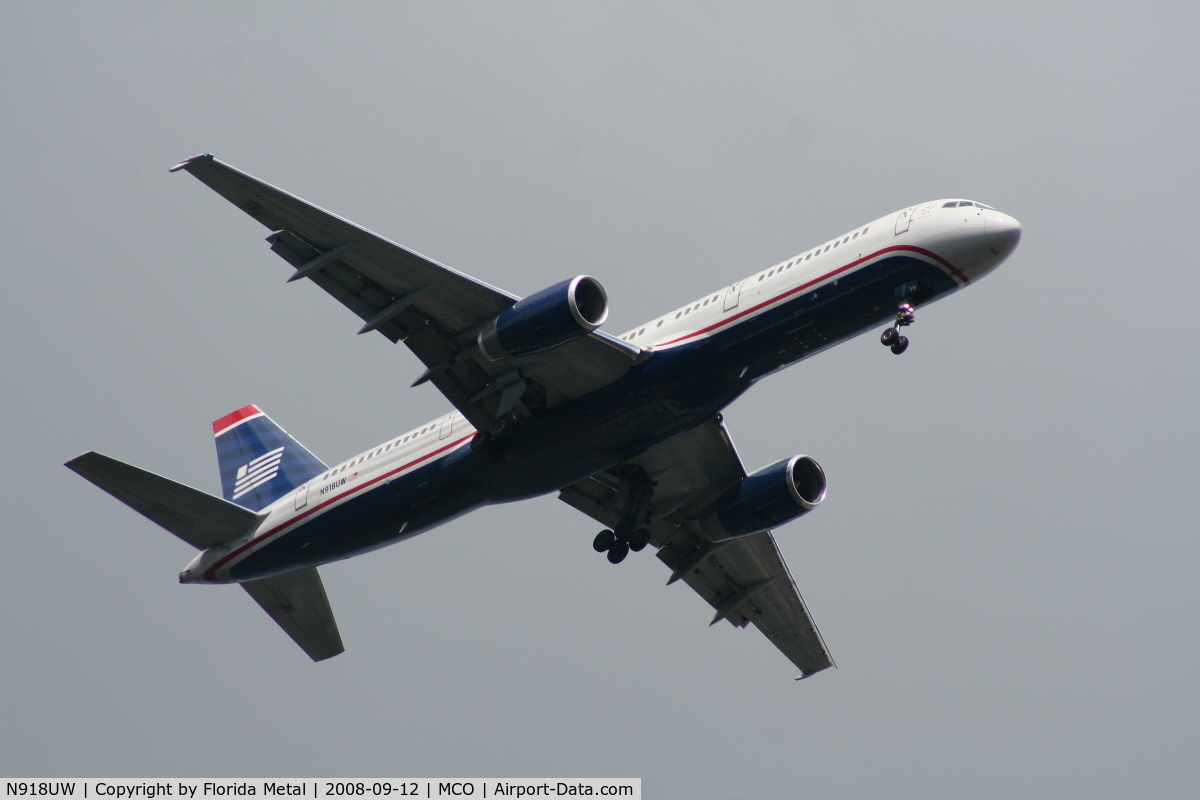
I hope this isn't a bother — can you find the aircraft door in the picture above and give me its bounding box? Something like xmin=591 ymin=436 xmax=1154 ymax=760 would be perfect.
xmin=295 ymin=482 xmax=309 ymax=511
xmin=894 ymin=206 xmax=915 ymax=235
xmin=439 ymin=413 xmax=455 ymax=440
xmin=723 ymin=281 xmax=743 ymax=311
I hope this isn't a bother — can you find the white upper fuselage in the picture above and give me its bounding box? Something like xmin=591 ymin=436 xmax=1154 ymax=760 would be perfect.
xmin=620 ymin=199 xmax=1018 ymax=351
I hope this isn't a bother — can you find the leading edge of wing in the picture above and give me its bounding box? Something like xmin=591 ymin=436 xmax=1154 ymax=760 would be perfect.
xmin=169 ymin=153 xmax=518 ymax=303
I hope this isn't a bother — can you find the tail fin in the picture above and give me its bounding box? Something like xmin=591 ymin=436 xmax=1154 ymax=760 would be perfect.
xmin=65 ymin=452 xmax=259 ymax=549
xmin=214 ymin=405 xmax=327 ymax=511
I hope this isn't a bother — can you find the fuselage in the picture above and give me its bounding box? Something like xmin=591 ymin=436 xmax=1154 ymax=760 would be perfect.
xmin=181 ymin=200 xmax=1020 ymax=584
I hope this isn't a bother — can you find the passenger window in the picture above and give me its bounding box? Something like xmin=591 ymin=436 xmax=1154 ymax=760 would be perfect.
xmin=675 ymin=312 xmax=681 ymax=319
xmin=702 ymin=298 xmax=709 ymax=306
xmin=843 ymin=237 xmax=849 ymax=244
xmin=639 ymin=328 xmax=645 ymax=335
xmin=657 ymin=320 xmax=663 ymax=327
xmin=824 ymin=245 xmax=830 ymax=252
xmin=852 ymin=232 xmax=858 ymax=239
xmin=758 ymin=275 xmax=764 ymax=281
xmin=805 ymin=253 xmax=811 ymax=260
xmin=833 ymin=241 xmax=839 ymax=248
xmin=863 ymin=228 xmax=868 ymax=234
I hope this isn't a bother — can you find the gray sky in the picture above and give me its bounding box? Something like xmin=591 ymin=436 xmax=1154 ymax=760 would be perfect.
xmin=3 ymin=3 xmax=1198 ymax=797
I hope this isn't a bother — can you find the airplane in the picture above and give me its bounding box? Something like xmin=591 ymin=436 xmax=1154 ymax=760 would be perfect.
xmin=66 ymin=154 xmax=1020 ymax=678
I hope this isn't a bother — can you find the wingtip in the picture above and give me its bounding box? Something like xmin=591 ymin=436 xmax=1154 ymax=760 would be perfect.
xmin=310 ymin=646 xmax=346 ymax=662
xmin=64 ymin=451 xmax=98 ymax=471
xmin=168 ymin=153 xmax=214 ymax=172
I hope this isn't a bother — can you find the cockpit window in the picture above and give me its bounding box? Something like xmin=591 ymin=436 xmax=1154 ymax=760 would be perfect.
xmin=944 ymin=200 xmax=997 ymax=210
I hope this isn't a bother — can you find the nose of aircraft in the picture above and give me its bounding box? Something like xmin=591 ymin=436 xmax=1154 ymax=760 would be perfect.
xmin=983 ymin=211 xmax=1022 ymax=258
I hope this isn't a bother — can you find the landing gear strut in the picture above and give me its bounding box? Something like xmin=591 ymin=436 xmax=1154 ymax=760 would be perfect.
xmin=880 ymin=301 xmax=915 ymax=354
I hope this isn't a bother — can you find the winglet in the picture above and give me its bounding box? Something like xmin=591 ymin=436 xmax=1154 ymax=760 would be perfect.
xmin=169 ymin=153 xmax=214 ymax=172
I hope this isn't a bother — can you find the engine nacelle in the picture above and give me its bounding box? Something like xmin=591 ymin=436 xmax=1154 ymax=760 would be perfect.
xmin=478 ymin=276 xmax=609 ymax=360
xmin=698 ymin=455 xmax=826 ymax=541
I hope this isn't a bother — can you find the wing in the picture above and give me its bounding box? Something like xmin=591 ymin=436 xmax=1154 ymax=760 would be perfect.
xmin=241 ymin=567 xmax=344 ymax=661
xmin=559 ymin=418 xmax=834 ymax=679
xmin=171 ymin=154 xmax=643 ymax=432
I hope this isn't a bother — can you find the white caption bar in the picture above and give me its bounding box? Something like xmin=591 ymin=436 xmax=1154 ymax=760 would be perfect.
xmin=2 ymin=781 xmax=639 ymax=800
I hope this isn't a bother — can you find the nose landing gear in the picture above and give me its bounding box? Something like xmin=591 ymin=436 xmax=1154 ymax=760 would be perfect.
xmin=880 ymin=302 xmax=915 ymax=354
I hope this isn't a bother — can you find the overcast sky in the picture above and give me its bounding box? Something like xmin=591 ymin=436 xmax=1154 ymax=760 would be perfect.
xmin=3 ymin=3 xmax=1198 ymax=798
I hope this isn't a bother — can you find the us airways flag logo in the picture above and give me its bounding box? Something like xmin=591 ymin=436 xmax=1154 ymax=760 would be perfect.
xmin=233 ymin=446 xmax=284 ymax=499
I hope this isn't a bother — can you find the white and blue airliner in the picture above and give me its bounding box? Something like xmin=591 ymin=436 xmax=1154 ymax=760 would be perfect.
xmin=67 ymin=155 xmax=1020 ymax=678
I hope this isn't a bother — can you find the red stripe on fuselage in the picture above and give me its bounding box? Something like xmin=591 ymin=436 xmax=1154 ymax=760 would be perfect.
xmin=204 ymin=432 xmax=476 ymax=581
xmin=656 ymin=245 xmax=967 ymax=348
xmin=213 ymin=405 xmax=264 ymax=436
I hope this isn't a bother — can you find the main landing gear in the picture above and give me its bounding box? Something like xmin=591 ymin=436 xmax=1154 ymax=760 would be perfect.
xmin=470 ymin=413 xmax=519 ymax=452
xmin=592 ymin=466 xmax=655 ymax=564
xmin=593 ymin=525 xmax=651 ymax=564
xmin=880 ymin=301 xmax=915 ymax=355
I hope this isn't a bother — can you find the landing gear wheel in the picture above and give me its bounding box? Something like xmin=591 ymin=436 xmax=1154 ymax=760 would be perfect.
xmin=607 ymin=541 xmax=629 ymax=564
xmin=628 ymin=528 xmax=650 ymax=552
xmin=882 ymin=301 xmax=917 ymax=353
xmin=470 ymin=431 xmax=492 ymax=451
xmin=593 ymin=530 xmax=615 ymax=552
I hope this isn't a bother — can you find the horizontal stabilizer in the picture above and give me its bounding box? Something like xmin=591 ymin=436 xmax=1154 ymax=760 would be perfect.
xmin=65 ymin=451 xmax=259 ymax=549
xmin=241 ymin=567 xmax=344 ymax=661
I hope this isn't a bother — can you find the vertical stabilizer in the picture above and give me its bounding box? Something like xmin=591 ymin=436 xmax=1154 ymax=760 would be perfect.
xmin=214 ymin=405 xmax=326 ymax=511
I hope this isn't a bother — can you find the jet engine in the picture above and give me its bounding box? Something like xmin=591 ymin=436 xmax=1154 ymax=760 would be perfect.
xmin=698 ymin=455 xmax=826 ymax=541
xmin=478 ymin=276 xmax=609 ymax=360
